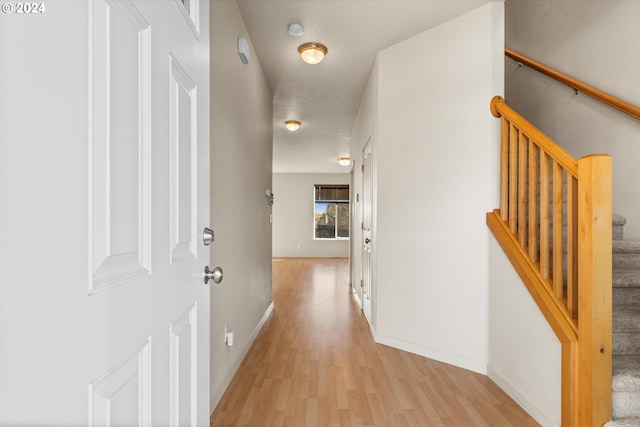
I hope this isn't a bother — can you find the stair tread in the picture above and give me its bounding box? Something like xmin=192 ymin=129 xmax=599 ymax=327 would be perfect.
xmin=614 ymin=240 xmax=640 ymax=254
xmin=605 ymin=417 xmax=640 ymax=427
xmin=613 ymin=309 xmax=640 ymax=332
xmin=614 ymin=270 xmax=640 ymax=288
xmin=613 ymin=355 xmax=640 ymax=392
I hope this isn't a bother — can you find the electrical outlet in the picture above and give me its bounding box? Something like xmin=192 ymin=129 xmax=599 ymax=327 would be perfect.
xmin=224 ymin=324 xmax=233 ymax=348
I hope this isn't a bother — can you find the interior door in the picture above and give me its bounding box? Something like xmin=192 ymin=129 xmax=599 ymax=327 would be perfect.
xmin=361 ymin=136 xmax=374 ymax=325
xmin=350 ymin=167 xmax=361 ymax=305
xmin=0 ymin=1 xmax=210 ymax=425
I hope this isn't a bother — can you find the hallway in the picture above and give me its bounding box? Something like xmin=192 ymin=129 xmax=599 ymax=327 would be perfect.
xmin=210 ymin=258 xmax=539 ymax=427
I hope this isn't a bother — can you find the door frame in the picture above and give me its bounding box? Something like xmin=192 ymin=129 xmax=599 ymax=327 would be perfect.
xmin=360 ymin=132 xmax=375 ymax=327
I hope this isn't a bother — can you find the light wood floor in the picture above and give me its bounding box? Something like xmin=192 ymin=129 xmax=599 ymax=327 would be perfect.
xmin=210 ymin=258 xmax=539 ymax=427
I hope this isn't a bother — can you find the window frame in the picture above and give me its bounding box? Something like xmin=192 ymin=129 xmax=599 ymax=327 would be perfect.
xmin=313 ymin=184 xmax=350 ymax=241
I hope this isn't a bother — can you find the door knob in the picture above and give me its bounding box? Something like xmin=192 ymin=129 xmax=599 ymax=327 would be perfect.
xmin=204 ymin=266 xmax=223 ymax=284
xmin=365 ymin=238 xmax=371 ymax=244
xmin=203 ymin=227 xmax=214 ymax=246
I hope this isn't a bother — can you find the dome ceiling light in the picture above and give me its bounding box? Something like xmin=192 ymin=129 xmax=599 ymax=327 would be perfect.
xmin=284 ymin=120 xmax=301 ymax=131
xmin=338 ymin=157 xmax=351 ymax=166
xmin=298 ymin=42 xmax=328 ymax=65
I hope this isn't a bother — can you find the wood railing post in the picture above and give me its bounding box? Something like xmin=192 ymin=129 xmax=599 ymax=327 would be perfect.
xmin=577 ymin=154 xmax=612 ymax=427
xmin=562 ymin=341 xmax=579 ymax=427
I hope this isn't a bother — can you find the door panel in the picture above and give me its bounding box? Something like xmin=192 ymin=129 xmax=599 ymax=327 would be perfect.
xmin=170 ymin=304 xmax=198 ymax=427
xmin=169 ymin=55 xmax=199 ymax=265
xmin=89 ymin=339 xmax=152 ymax=426
xmin=90 ymin=0 xmax=152 ymax=293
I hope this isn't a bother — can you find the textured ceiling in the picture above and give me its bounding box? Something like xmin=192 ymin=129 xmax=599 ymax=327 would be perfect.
xmin=236 ymin=0 xmax=494 ymax=173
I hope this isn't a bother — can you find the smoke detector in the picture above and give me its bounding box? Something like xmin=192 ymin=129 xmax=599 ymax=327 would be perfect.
xmin=287 ymin=23 xmax=304 ymax=37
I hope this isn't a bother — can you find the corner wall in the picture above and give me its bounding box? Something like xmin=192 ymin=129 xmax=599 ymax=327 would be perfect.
xmin=272 ymin=173 xmax=349 ymax=258
xmin=350 ymin=2 xmax=504 ymax=375
xmin=210 ymin=0 xmax=273 ymax=410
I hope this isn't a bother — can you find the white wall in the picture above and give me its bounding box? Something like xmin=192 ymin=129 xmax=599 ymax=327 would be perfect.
xmin=210 ymin=0 xmax=273 ymax=410
xmin=505 ymin=0 xmax=640 ymax=239
xmin=272 ymin=173 xmax=350 ymax=258
xmin=488 ymin=237 xmax=562 ymax=427
xmin=351 ymin=3 xmax=504 ymax=375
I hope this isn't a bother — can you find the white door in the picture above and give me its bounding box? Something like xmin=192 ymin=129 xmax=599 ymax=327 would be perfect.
xmin=0 ymin=1 xmax=210 ymax=425
xmin=349 ymin=167 xmax=361 ymax=305
xmin=361 ymin=136 xmax=374 ymax=325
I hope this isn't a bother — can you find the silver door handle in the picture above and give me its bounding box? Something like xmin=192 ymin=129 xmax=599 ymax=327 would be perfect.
xmin=365 ymin=238 xmax=371 ymax=244
xmin=204 ymin=266 xmax=223 ymax=284
xmin=203 ymin=227 xmax=214 ymax=246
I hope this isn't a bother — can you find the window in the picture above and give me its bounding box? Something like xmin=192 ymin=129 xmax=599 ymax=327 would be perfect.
xmin=314 ymin=185 xmax=349 ymax=239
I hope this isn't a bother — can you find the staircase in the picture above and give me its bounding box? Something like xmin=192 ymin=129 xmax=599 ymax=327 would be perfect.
xmin=488 ymin=95 xmax=636 ymax=425
xmin=607 ymin=214 xmax=640 ymax=426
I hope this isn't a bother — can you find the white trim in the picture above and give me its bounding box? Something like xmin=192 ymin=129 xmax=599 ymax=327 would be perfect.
xmin=351 ymin=288 xmax=362 ymax=308
xmin=210 ymin=301 xmax=274 ymax=410
xmin=487 ymin=366 xmax=560 ymax=427
xmin=368 ymin=318 xmax=376 ymax=339
xmin=173 ymin=0 xmax=200 ymax=39
xmin=373 ymin=331 xmax=487 ymax=375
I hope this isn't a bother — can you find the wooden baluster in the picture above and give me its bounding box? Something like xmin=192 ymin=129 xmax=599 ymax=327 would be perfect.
xmin=553 ymin=162 xmax=564 ymax=299
xmin=509 ymin=123 xmax=518 ymax=234
xmin=528 ymin=140 xmax=539 ymax=262
xmin=540 ymin=151 xmax=550 ymax=280
xmin=518 ymin=131 xmax=527 ymax=247
xmin=500 ymin=117 xmax=509 ymax=221
xmin=567 ymin=174 xmax=578 ymax=320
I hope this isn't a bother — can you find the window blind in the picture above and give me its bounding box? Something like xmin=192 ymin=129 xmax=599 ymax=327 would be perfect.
xmin=315 ymin=185 xmax=349 ymax=202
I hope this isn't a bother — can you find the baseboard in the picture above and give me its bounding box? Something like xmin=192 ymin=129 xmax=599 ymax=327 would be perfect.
xmin=487 ymin=366 xmax=560 ymax=427
xmin=368 ymin=319 xmax=376 ymax=339
xmin=373 ymin=331 xmax=487 ymax=375
xmin=351 ymin=288 xmax=362 ymax=308
xmin=210 ymin=301 xmax=274 ymax=410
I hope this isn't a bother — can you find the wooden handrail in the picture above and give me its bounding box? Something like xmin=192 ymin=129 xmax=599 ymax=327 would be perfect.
xmin=506 ymin=48 xmax=640 ymax=122
xmin=487 ymin=96 xmax=612 ymax=427
xmin=490 ymin=96 xmax=578 ymax=176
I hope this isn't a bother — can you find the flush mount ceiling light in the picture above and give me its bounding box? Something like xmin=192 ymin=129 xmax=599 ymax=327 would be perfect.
xmin=298 ymin=42 xmax=328 ymax=64
xmin=338 ymin=157 xmax=351 ymax=166
xmin=284 ymin=120 xmax=301 ymax=131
